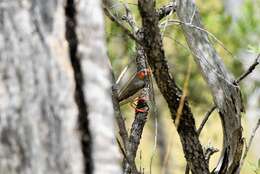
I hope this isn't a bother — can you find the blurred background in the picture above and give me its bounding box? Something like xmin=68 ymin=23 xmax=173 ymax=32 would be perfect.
xmin=105 ymin=0 xmax=260 ymax=173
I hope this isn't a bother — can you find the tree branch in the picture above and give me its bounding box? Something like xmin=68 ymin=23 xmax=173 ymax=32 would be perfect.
xmin=235 ymin=54 xmax=260 ymax=84
xmin=103 ymin=7 xmax=142 ymax=45
xmin=112 ymin=84 xmax=129 ymax=149
xmin=197 ymin=54 xmax=260 ymax=136
xmin=121 ymin=3 xmax=139 ymax=32
xmin=137 ymin=1 xmax=209 ymax=173
xmin=123 ymin=45 xmax=150 ymax=174
xmin=176 ymin=0 xmax=244 ymax=173
xmin=197 ymin=106 xmax=217 ymax=135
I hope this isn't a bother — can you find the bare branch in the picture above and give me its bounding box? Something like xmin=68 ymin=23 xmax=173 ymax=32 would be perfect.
xmin=161 ymin=19 xmax=234 ymax=57
xmin=197 ymin=55 xmax=259 ymax=137
xmin=176 ymin=0 xmax=244 ymax=173
xmin=122 ymin=3 xmax=139 ymax=32
xmin=112 ymin=84 xmax=129 ymax=149
xmin=197 ymin=106 xmax=217 ymax=135
xmin=235 ymin=54 xmax=260 ymax=84
xmin=103 ymin=7 xmax=142 ymax=45
xmin=240 ymin=118 xmax=260 ymax=168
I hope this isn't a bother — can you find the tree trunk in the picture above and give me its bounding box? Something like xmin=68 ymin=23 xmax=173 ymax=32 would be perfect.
xmin=0 ymin=0 xmax=121 ymax=174
xmin=74 ymin=0 xmax=122 ymax=174
xmin=0 ymin=0 xmax=84 ymax=173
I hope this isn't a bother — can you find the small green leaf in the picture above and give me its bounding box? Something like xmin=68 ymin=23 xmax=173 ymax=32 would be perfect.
xmin=258 ymin=158 xmax=260 ymax=168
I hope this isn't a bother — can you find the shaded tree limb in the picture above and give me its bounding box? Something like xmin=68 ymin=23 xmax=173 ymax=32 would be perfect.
xmin=137 ymin=0 xmax=209 ymax=173
xmin=105 ymin=5 xmax=150 ymax=173
xmin=117 ymin=137 xmax=139 ymax=174
xmin=121 ymin=3 xmax=139 ymax=32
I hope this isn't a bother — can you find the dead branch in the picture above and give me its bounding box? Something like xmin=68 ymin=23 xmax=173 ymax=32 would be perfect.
xmin=197 ymin=106 xmax=217 ymax=135
xmin=197 ymin=54 xmax=260 ymax=135
xmin=176 ymin=0 xmax=244 ymax=173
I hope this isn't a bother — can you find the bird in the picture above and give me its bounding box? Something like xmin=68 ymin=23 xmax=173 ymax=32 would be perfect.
xmin=116 ymin=63 xmax=151 ymax=105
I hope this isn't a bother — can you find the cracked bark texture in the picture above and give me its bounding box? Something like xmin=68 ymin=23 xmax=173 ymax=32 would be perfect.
xmin=0 ymin=0 xmax=84 ymax=174
xmin=75 ymin=1 xmax=122 ymax=174
xmin=137 ymin=1 xmax=209 ymax=174
xmin=176 ymin=0 xmax=244 ymax=173
xmin=0 ymin=0 xmax=121 ymax=174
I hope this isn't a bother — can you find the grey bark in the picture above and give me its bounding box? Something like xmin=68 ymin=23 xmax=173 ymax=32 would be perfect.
xmin=176 ymin=0 xmax=244 ymax=173
xmin=75 ymin=1 xmax=122 ymax=174
xmin=0 ymin=0 xmax=84 ymax=173
xmin=0 ymin=0 xmax=122 ymax=174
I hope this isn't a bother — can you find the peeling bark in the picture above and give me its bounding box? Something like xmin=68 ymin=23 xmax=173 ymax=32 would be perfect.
xmin=176 ymin=1 xmax=244 ymax=173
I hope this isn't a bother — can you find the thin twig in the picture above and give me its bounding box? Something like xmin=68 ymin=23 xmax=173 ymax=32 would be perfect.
xmin=186 ymin=54 xmax=260 ymax=173
xmin=112 ymin=84 xmax=129 ymax=149
xmin=197 ymin=54 xmax=260 ymax=134
xmin=103 ymin=7 xmax=142 ymax=45
xmin=117 ymin=137 xmax=129 ymax=162
xmin=122 ymin=3 xmax=139 ymax=32
xmin=197 ymin=106 xmax=217 ymax=135
xmin=161 ymin=19 xmax=234 ymax=58
xmin=240 ymin=118 xmax=260 ymax=168
xmin=235 ymin=54 xmax=260 ymax=84
xmin=149 ymin=113 xmax=158 ymax=174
